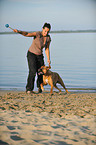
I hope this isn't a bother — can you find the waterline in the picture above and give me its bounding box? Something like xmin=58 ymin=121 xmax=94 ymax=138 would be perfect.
xmin=0 ymin=30 xmax=96 ymax=35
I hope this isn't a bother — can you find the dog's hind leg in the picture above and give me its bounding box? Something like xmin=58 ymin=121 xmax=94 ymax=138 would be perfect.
xmin=58 ymin=77 xmax=68 ymax=93
xmin=54 ymin=85 xmax=61 ymax=92
xmin=48 ymin=77 xmax=54 ymax=94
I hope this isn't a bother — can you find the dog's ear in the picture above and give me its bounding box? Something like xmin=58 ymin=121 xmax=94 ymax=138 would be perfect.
xmin=47 ymin=65 xmax=51 ymax=70
xmin=49 ymin=65 xmax=51 ymax=69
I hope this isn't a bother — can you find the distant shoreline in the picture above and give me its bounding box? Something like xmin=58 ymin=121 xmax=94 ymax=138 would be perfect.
xmin=0 ymin=30 xmax=96 ymax=35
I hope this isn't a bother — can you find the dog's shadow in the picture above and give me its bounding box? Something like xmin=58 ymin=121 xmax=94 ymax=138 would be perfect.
xmin=41 ymin=91 xmax=68 ymax=96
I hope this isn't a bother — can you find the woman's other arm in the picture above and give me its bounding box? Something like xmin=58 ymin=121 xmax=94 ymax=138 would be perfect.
xmin=45 ymin=42 xmax=51 ymax=66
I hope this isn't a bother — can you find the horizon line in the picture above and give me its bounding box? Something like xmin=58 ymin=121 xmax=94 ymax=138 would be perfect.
xmin=0 ymin=29 xmax=96 ymax=35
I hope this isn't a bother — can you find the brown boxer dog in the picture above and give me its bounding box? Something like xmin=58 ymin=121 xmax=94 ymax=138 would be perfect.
xmin=39 ymin=65 xmax=68 ymax=94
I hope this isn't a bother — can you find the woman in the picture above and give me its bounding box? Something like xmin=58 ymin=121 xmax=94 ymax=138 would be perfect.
xmin=13 ymin=23 xmax=51 ymax=93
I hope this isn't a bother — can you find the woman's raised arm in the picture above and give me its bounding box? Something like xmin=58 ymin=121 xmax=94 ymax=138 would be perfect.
xmin=13 ymin=29 xmax=36 ymax=37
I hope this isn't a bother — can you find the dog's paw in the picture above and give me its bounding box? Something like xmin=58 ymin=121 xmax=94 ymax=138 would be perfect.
xmin=65 ymin=89 xmax=68 ymax=94
xmin=41 ymin=87 xmax=44 ymax=91
xmin=66 ymin=91 xmax=69 ymax=94
xmin=59 ymin=92 xmax=62 ymax=95
xmin=41 ymin=85 xmax=44 ymax=91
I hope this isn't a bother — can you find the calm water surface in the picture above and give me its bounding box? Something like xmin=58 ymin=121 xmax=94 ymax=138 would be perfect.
xmin=0 ymin=33 xmax=96 ymax=92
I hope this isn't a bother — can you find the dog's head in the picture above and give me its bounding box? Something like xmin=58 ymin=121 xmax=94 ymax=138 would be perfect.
xmin=38 ymin=65 xmax=51 ymax=75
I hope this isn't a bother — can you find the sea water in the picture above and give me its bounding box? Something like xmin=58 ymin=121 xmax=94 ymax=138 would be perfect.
xmin=0 ymin=33 xmax=96 ymax=92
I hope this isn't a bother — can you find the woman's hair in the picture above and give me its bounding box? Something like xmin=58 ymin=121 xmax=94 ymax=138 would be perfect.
xmin=43 ymin=23 xmax=51 ymax=30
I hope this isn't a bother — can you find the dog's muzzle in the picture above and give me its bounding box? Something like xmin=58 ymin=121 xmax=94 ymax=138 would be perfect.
xmin=38 ymin=68 xmax=44 ymax=75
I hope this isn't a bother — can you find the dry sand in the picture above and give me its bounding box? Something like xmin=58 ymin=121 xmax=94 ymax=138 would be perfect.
xmin=0 ymin=90 xmax=96 ymax=145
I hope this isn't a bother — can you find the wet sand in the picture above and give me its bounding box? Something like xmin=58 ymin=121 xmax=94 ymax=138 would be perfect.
xmin=0 ymin=90 xmax=96 ymax=145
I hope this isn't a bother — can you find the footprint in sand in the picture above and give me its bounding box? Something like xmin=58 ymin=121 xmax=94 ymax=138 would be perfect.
xmin=10 ymin=135 xmax=24 ymax=141
xmin=0 ymin=140 xmax=9 ymax=145
xmin=7 ymin=126 xmax=16 ymax=130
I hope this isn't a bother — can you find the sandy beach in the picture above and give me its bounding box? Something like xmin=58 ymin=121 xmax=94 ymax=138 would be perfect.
xmin=0 ymin=90 xmax=96 ymax=145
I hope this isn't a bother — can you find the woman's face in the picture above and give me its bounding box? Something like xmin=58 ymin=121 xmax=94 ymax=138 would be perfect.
xmin=42 ymin=27 xmax=50 ymax=36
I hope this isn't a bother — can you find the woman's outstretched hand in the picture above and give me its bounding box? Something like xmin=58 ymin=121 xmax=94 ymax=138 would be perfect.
xmin=13 ymin=29 xmax=18 ymax=33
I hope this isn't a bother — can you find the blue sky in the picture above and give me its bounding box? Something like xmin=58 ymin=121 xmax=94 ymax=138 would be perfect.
xmin=0 ymin=0 xmax=96 ymax=32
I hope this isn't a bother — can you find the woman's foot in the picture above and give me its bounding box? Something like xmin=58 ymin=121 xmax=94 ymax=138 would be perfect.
xmin=26 ymin=90 xmax=36 ymax=94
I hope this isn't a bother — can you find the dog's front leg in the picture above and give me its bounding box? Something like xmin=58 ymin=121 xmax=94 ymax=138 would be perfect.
xmin=48 ymin=78 xmax=54 ymax=94
xmin=50 ymin=85 xmax=53 ymax=94
xmin=40 ymin=83 xmax=44 ymax=91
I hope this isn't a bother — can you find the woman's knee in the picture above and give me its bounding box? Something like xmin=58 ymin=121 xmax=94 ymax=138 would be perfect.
xmin=29 ymin=70 xmax=36 ymax=77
